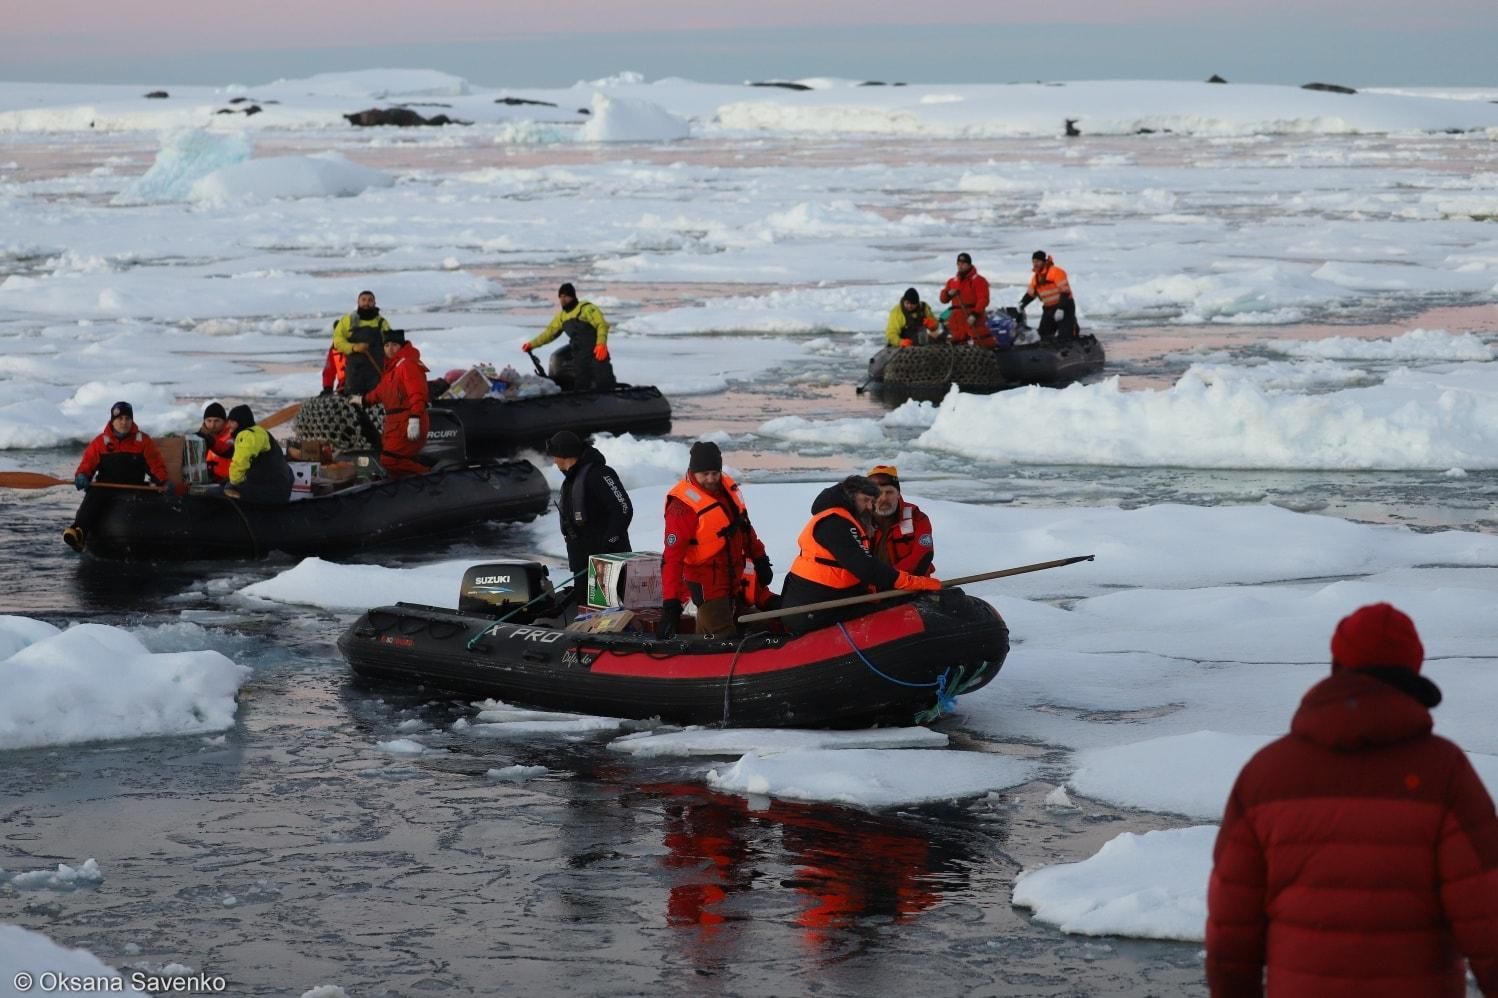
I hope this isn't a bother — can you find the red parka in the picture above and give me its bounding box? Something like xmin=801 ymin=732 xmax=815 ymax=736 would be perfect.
xmin=661 ymin=473 xmax=767 ymax=605
xmin=76 ymin=422 xmax=169 ymax=485
xmin=1206 ymin=670 xmax=1498 ymax=998
xmin=939 ymin=269 xmax=993 ymax=346
xmin=366 ymin=341 xmax=429 ymax=477
xmin=870 ymin=498 xmax=935 ymax=576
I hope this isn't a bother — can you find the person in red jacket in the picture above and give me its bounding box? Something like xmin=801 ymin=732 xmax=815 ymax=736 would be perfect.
xmin=659 ymin=441 xmax=772 ymax=639
xmin=1206 ymin=602 xmax=1498 ymax=998
xmin=867 ymin=464 xmax=935 ymax=577
xmin=939 ymin=252 xmax=994 ymax=347
xmin=63 ymin=400 xmax=172 ymax=552
xmin=196 ymin=401 xmax=234 ymax=482
xmin=358 ymin=329 xmax=429 ymax=478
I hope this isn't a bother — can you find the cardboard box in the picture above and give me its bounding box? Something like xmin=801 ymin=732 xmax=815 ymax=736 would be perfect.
xmin=156 ymin=435 xmax=186 ymax=487
xmin=316 ymin=461 xmax=356 ymax=486
xmin=441 ymin=368 xmax=491 ymax=400
xmin=182 ymin=435 xmax=210 ymax=484
xmin=289 ymin=461 xmax=320 ymax=493
xmin=586 ymin=552 xmax=662 ymax=610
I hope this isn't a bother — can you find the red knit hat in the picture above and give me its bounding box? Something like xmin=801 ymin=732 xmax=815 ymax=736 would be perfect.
xmin=1330 ymin=603 xmax=1424 ymax=673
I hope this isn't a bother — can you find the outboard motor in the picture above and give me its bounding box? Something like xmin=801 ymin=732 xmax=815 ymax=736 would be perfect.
xmin=419 ymin=407 xmax=467 ymax=470
xmin=459 ymin=562 xmax=559 ymax=622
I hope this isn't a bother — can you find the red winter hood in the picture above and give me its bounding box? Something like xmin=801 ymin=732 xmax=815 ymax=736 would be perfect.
xmin=1290 ymin=669 xmax=1433 ymax=751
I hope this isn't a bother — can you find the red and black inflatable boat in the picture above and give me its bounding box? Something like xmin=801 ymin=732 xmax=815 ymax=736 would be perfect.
xmin=338 ymin=562 xmax=1009 ymax=729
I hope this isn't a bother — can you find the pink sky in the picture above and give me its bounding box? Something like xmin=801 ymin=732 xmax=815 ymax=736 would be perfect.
xmin=7 ymin=0 xmax=1489 ymax=59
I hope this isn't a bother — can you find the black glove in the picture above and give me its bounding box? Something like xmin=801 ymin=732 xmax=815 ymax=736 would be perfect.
xmin=658 ymin=599 xmax=683 ymax=639
xmin=753 ymin=555 xmax=773 ymax=588
xmin=1018 ymin=296 xmax=1032 ymax=310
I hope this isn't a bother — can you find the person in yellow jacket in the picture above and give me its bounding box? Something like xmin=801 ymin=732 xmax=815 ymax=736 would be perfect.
xmin=521 ymin=282 xmax=616 ymax=392
xmin=1018 ymin=251 xmax=1078 ymax=341
xmin=329 ymin=290 xmax=391 ymax=396
xmin=885 ymin=288 xmax=939 ymax=348
xmin=219 ymin=404 xmax=293 ymax=503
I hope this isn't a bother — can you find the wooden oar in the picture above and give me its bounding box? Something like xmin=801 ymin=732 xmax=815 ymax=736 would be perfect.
xmin=261 ymin=401 xmax=303 ymax=430
xmin=736 ymin=554 xmax=1095 ymax=624
xmin=0 ymin=471 xmax=167 ymax=492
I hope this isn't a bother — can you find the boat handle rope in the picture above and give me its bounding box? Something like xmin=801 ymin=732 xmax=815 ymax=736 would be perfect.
xmin=837 ymin=621 xmax=959 ymax=721
xmin=221 ymin=494 xmax=262 ymax=560
xmin=719 ymin=632 xmax=753 ymax=727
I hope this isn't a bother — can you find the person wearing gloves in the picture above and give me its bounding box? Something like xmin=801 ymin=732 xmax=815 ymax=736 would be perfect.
xmin=885 ymin=288 xmax=939 ymax=348
xmin=357 ymin=328 xmax=430 ymax=478
xmin=1207 ymin=603 xmax=1498 ymax=997
xmin=219 ymin=404 xmax=293 ymax=503
xmin=779 ymin=475 xmax=942 ymax=633
xmin=938 ymin=252 xmax=994 ymax=347
xmin=328 ymin=289 xmax=391 ymax=395
xmin=1018 ymin=250 xmax=1078 ymax=340
xmin=63 ymin=400 xmax=173 ymax=552
xmin=196 ymin=401 xmax=235 ymax=482
xmin=546 ymin=430 xmax=633 ymax=606
xmin=521 ymin=282 xmax=616 ymax=392
xmin=658 ymin=441 xmax=773 ymax=640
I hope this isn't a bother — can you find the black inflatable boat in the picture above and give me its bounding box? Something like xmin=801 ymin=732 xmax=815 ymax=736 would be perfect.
xmin=338 ymin=562 xmax=1010 ymax=729
xmin=443 ymin=386 xmax=672 ymax=457
xmin=867 ymin=335 xmax=1106 ymax=397
xmin=79 ymin=461 xmax=550 ymax=561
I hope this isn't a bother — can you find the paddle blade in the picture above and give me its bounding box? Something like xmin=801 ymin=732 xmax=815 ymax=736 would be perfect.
xmin=0 ymin=471 xmax=70 ymax=490
xmin=261 ymin=402 xmax=302 ymax=430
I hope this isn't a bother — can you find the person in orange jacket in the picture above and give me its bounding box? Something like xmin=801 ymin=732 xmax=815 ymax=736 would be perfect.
xmin=779 ymin=476 xmax=941 ymax=632
xmin=196 ymin=401 xmax=234 ymax=482
xmin=358 ymin=329 xmax=430 ymax=478
xmin=63 ymin=400 xmax=173 ymax=551
xmin=885 ymin=288 xmax=939 ymax=348
xmin=1207 ymin=603 xmax=1498 ymax=997
xmin=939 ymin=252 xmax=994 ymax=347
xmin=867 ymin=464 xmax=935 ymax=577
xmin=1018 ymin=250 xmax=1078 ymax=340
xmin=659 ymin=441 xmax=773 ymax=639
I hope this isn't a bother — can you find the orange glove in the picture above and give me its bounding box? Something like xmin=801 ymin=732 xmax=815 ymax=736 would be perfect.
xmin=899 ymin=339 xmax=913 ymax=349
xmin=895 ymin=571 xmax=942 ymax=592
xmin=923 ymin=316 xmax=938 ymax=331
xmin=520 ymin=341 xmax=533 ymax=353
xmin=593 ymin=342 xmax=609 ymax=362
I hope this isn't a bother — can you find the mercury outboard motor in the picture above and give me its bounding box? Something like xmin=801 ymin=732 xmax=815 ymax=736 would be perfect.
xmin=418 ymin=407 xmax=467 ymax=470
xmin=459 ymin=562 xmax=560 ymax=622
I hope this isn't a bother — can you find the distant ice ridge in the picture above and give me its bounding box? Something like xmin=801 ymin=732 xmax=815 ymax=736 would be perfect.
xmin=252 ymin=68 xmax=472 ymax=99
xmin=580 ymin=94 xmax=689 ymax=142
xmin=112 ymin=129 xmax=252 ymax=204
xmin=189 ymin=153 xmax=394 ymax=203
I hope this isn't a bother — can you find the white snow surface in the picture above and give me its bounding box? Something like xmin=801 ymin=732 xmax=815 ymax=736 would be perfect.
xmin=608 ymin=726 xmax=948 ymax=757
xmin=707 ymin=749 xmax=1038 ymax=808
xmin=0 ymin=618 xmax=250 ymax=751
xmin=0 ymin=924 xmax=146 ymax=995
xmin=189 ymin=154 xmax=394 ymax=203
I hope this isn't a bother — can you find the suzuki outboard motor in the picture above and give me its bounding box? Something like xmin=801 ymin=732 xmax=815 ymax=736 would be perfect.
xmin=419 ymin=407 xmax=467 ymax=470
xmin=459 ymin=562 xmax=559 ymax=622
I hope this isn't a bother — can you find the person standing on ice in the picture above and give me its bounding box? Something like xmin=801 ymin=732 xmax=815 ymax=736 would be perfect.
xmin=1206 ymin=602 xmax=1498 ymax=998
xmin=866 ymin=464 xmax=935 ymax=577
xmin=658 ymin=441 xmax=773 ymax=640
xmin=1018 ymin=250 xmax=1078 ymax=341
xmin=885 ymin=288 xmax=939 ymax=348
xmin=521 ymin=283 xmax=616 ymax=392
xmin=545 ymin=430 xmax=633 ymax=606
xmin=779 ymin=475 xmax=941 ymax=632
xmin=357 ymin=329 xmax=429 ymax=478
xmin=63 ymin=400 xmax=173 ymax=552
xmin=938 ymin=252 xmax=994 ymax=347
xmin=325 ymin=289 xmax=390 ymax=396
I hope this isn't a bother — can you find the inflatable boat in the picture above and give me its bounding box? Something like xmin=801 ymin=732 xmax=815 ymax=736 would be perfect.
xmin=867 ymin=335 xmax=1106 ymax=396
xmin=443 ymin=385 xmax=672 ymax=457
xmin=78 ymin=460 xmax=549 ymax=561
xmin=338 ymin=562 xmax=1010 ymax=729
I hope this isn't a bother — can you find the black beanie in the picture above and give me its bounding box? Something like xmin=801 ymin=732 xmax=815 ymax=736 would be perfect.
xmin=203 ymin=402 xmax=226 ymax=420
xmin=1032 ymin=250 xmax=1048 ymax=261
xmin=558 ymin=282 xmax=577 ymax=298
xmin=902 ymin=287 xmax=919 ymax=305
xmin=110 ymin=400 xmax=134 ymax=420
xmin=956 ymin=252 xmax=972 ymax=264
xmin=382 ymin=328 xmax=406 ymax=345
xmin=840 ymin=475 xmax=880 ymax=499
xmin=545 ymin=430 xmax=584 ymax=458
xmin=227 ymin=404 xmax=256 ymax=429
xmin=688 ymin=441 xmax=723 ymax=473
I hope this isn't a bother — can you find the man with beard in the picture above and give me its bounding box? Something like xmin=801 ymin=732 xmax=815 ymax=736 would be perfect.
xmin=327 ymin=289 xmax=391 ymax=396
xmin=546 ymin=430 xmax=633 ymax=606
xmin=885 ymin=288 xmax=939 ymax=348
xmin=522 ymin=283 xmax=617 ymax=392
xmin=867 ymin=464 xmax=935 ymax=577
xmin=779 ymin=475 xmax=941 ymax=632
xmin=658 ymin=441 xmax=773 ymax=639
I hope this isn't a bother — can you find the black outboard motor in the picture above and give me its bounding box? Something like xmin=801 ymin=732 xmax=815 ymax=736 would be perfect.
xmin=419 ymin=407 xmax=467 ymax=470
xmin=459 ymin=562 xmax=560 ymax=622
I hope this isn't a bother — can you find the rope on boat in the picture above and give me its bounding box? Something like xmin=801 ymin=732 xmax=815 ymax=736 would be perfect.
xmin=719 ymin=632 xmax=753 ymax=726
xmin=837 ymin=621 xmax=959 ymax=722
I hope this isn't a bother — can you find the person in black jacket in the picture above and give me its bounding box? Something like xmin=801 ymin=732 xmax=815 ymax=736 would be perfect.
xmin=546 ymin=430 xmax=633 ymax=605
xmin=780 ymin=476 xmax=941 ymax=632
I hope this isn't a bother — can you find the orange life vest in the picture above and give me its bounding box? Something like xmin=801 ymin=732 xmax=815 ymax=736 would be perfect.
xmin=666 ymin=473 xmax=761 ymax=604
xmin=788 ymin=507 xmax=873 ymax=591
xmin=1027 ymin=258 xmax=1071 ymax=307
